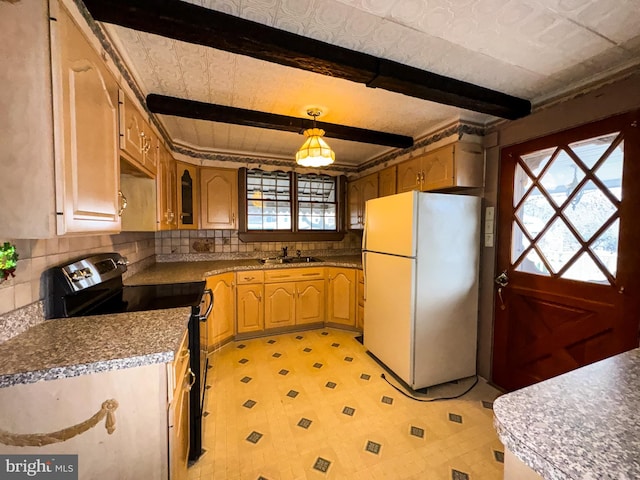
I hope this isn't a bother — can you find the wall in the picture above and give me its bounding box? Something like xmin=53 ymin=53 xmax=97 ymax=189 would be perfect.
xmin=0 ymin=232 xmax=155 ymax=342
xmin=476 ymin=71 xmax=640 ymax=381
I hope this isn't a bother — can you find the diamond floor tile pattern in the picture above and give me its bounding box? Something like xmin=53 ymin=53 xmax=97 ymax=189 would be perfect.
xmin=190 ymin=328 xmax=504 ymax=479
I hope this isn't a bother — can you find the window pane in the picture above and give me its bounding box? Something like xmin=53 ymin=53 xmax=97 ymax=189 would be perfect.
xmin=246 ymin=170 xmax=291 ymax=231
xmin=539 ymin=150 xmax=585 ymax=207
xmin=297 ymin=174 xmax=337 ymax=231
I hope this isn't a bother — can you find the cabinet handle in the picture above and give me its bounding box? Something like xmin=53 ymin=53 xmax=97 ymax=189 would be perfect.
xmin=302 ymin=273 xmax=319 ymax=276
xmin=416 ymin=172 xmax=420 ymax=184
xmin=179 ymin=348 xmax=189 ymax=359
xmin=118 ymin=191 xmax=128 ymax=216
xmin=244 ymin=276 xmax=254 ymax=281
xmin=421 ymin=171 xmax=425 ymax=183
xmin=186 ymin=368 xmax=196 ymax=391
xmin=257 ymin=293 xmax=262 ymax=301
xmin=232 ymin=212 xmax=236 ymax=225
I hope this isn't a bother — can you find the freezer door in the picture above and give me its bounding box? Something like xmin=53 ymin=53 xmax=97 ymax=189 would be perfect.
xmin=363 ymin=252 xmax=415 ymax=385
xmin=363 ymin=191 xmax=416 ymax=257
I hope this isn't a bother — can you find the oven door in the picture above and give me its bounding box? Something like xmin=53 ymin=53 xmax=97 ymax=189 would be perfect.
xmin=189 ymin=288 xmax=212 ymax=462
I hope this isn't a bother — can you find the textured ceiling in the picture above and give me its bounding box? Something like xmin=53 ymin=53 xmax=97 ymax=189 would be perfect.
xmin=102 ymin=0 xmax=640 ymax=168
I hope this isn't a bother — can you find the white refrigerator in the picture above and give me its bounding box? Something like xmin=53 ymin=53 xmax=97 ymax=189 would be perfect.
xmin=362 ymin=190 xmax=481 ymax=390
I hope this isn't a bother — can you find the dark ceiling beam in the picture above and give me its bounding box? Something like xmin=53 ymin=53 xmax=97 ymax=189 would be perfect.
xmin=147 ymin=94 xmax=414 ymax=148
xmin=83 ymin=0 xmax=531 ymax=120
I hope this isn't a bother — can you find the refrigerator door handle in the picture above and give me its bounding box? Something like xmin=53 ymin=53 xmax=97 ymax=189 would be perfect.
xmin=362 ymin=251 xmax=367 ymax=301
xmin=362 ymin=202 xmax=368 ymax=251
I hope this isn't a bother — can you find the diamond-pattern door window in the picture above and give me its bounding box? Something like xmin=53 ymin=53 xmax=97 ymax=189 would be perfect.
xmin=511 ymin=132 xmax=623 ymax=284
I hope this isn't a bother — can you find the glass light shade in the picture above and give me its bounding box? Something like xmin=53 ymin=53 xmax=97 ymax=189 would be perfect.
xmin=295 ymin=128 xmax=335 ymax=167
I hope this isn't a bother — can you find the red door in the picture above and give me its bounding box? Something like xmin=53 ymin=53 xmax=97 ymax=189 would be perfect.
xmin=492 ymin=111 xmax=640 ymax=391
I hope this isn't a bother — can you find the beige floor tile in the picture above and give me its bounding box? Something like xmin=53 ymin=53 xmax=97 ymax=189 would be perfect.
xmin=195 ymin=328 xmax=504 ymax=479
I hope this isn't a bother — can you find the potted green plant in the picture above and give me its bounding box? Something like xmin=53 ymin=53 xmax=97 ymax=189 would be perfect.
xmin=0 ymin=242 xmax=19 ymax=282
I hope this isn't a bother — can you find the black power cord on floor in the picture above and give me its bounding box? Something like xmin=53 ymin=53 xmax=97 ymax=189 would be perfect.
xmin=380 ymin=373 xmax=479 ymax=402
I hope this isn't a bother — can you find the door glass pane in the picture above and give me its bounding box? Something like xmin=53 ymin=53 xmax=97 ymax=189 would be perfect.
xmin=594 ymin=141 xmax=624 ymax=201
xmin=562 ymin=252 xmax=608 ymax=283
xmin=515 ymin=187 xmax=554 ymax=239
xmin=511 ymin=222 xmax=531 ymax=265
xmin=539 ymin=150 xmax=584 ymax=207
xmin=569 ymin=132 xmax=620 ymax=169
xmin=563 ymin=180 xmax=616 ymax=241
xmin=514 ymin=248 xmax=550 ymax=276
xmin=592 ymin=219 xmax=619 ymax=277
xmin=537 ymin=218 xmax=581 ymax=274
xmin=513 ymin=163 xmax=534 ymax=207
xmin=521 ymin=147 xmax=555 ymax=177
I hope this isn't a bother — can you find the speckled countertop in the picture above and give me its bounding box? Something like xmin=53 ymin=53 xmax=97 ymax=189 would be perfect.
xmin=0 ymin=307 xmax=191 ymax=388
xmin=125 ymin=255 xmax=362 ymax=285
xmin=493 ymin=348 xmax=640 ymax=480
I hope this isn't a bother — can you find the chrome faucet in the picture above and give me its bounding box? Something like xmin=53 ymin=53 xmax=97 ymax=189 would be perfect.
xmin=281 ymin=246 xmax=288 ymax=258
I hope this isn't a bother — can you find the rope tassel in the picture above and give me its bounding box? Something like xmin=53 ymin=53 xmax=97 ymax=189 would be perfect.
xmin=0 ymin=399 xmax=119 ymax=447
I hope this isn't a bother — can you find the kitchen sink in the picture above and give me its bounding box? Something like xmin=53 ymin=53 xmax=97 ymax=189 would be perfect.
xmin=258 ymin=256 xmax=322 ymax=264
xmin=283 ymin=256 xmax=322 ymax=263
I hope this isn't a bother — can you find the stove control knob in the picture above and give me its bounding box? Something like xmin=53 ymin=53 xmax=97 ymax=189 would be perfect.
xmin=70 ymin=270 xmax=85 ymax=281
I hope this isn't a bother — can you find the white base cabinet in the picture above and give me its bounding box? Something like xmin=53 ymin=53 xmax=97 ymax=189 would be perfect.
xmin=0 ymin=364 xmax=169 ymax=480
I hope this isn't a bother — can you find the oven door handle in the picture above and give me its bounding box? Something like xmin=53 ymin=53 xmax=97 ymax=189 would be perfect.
xmin=200 ymin=289 xmax=213 ymax=321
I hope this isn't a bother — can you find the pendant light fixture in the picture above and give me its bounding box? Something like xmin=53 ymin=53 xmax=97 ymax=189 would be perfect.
xmin=295 ymin=108 xmax=335 ymax=168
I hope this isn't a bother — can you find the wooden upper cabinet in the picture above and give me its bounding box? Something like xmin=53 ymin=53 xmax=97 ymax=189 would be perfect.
xmin=118 ymin=91 xmax=157 ymax=177
xmin=396 ymin=142 xmax=484 ymax=193
xmin=200 ymin=167 xmax=238 ymax=229
xmin=56 ymin=4 xmax=121 ymax=234
xmin=176 ymin=162 xmax=199 ymax=229
xmin=378 ymin=166 xmax=397 ymax=197
xmin=157 ymin=144 xmax=177 ymax=230
xmin=347 ymin=173 xmax=378 ymax=229
xmin=422 ymin=143 xmax=484 ymax=191
xmin=396 ymin=156 xmax=423 ymax=193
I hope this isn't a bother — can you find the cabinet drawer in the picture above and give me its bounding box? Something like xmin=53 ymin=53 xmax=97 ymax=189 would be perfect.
xmin=236 ymin=270 xmax=264 ymax=284
xmin=264 ymin=267 xmax=324 ymax=283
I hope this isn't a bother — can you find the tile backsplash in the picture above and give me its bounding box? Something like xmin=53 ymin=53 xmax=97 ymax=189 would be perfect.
xmin=155 ymin=229 xmax=363 ymax=258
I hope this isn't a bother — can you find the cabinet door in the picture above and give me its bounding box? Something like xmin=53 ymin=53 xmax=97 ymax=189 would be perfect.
xmin=396 ymin=157 xmax=422 ymax=193
xmin=296 ymin=280 xmax=325 ymax=325
xmin=169 ymin=360 xmax=190 ymax=480
xmin=264 ymin=282 xmax=296 ymax=329
xmin=361 ymin=174 xmax=379 ymax=223
xmin=422 ymin=144 xmax=455 ymax=191
xmin=347 ymin=180 xmax=361 ymax=229
xmin=157 ymin=145 xmax=177 ymax=230
xmin=200 ymin=168 xmax=238 ymax=229
xmin=206 ymin=273 xmax=236 ymax=348
xmin=56 ymin=5 xmax=121 ymax=234
xmin=236 ymin=284 xmax=264 ymax=334
xmin=176 ymin=162 xmax=198 ymax=229
xmin=378 ymin=166 xmax=397 ymax=197
xmin=327 ymin=268 xmax=357 ymax=326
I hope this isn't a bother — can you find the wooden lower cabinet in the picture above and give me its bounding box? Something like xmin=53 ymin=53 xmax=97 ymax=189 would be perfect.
xmin=264 ymin=283 xmax=296 ymax=329
xmin=169 ymin=332 xmax=190 ymax=480
xmin=230 ymin=268 xmax=359 ymax=339
xmin=297 ymin=280 xmax=325 ymax=325
xmin=236 ymin=283 xmax=264 ymax=334
xmin=327 ymin=268 xmax=357 ymax=327
xmin=206 ymin=273 xmax=236 ymax=348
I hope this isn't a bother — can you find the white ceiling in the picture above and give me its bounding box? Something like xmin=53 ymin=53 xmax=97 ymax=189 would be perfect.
xmin=101 ymin=0 xmax=640 ymax=168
